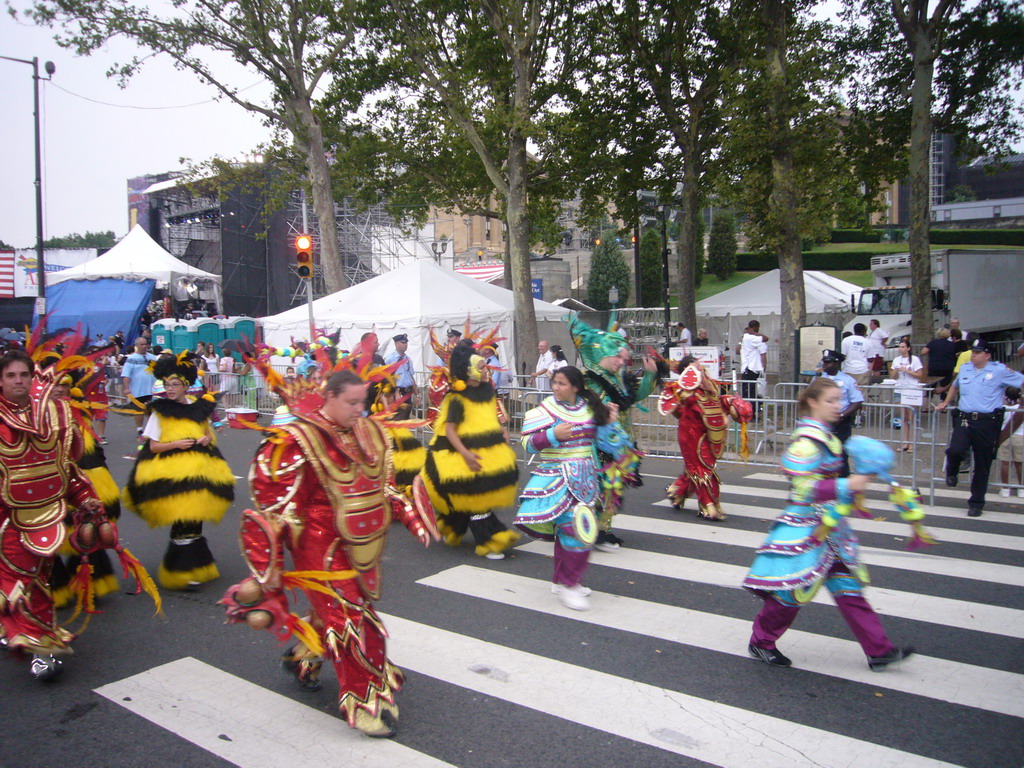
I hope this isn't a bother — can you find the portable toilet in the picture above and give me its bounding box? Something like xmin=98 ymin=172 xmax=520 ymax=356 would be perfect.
xmin=221 ymin=317 xmax=259 ymax=360
xmin=151 ymin=319 xmax=175 ymax=349
xmin=171 ymin=320 xmax=198 ymax=354
xmin=195 ymin=319 xmax=223 ymax=351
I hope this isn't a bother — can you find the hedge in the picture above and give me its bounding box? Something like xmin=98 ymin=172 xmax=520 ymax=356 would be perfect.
xmin=929 ymin=229 xmax=1024 ymax=245
xmin=736 ymin=251 xmax=876 ymax=270
xmin=830 ymin=229 xmax=884 ymax=243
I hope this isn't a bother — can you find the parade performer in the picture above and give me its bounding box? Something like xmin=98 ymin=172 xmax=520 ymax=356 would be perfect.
xmin=742 ymin=378 xmax=931 ymax=671
xmin=514 ymin=366 xmax=626 ymax=610
xmin=659 ymin=355 xmax=753 ymax=521
xmin=31 ymin=335 xmax=125 ymax=606
xmin=567 ymin=314 xmax=657 ymax=551
xmin=421 ymin=342 xmax=520 ymax=559
xmin=123 ymin=352 xmax=235 ymax=590
xmin=221 ymin=357 xmax=438 ymax=738
xmin=0 ymin=349 xmax=158 ymax=680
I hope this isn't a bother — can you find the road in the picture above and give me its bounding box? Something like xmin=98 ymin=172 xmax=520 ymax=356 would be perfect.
xmin=1 ymin=414 xmax=1022 ymax=768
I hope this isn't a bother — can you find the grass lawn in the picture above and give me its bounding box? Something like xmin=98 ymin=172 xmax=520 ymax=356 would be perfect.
xmin=824 ymin=270 xmax=873 ymax=287
xmin=692 ymin=269 xmax=872 ymax=302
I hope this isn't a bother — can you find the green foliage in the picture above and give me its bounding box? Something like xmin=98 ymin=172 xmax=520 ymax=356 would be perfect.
xmin=0 ymin=238 xmax=15 ymax=250
xmin=931 ymin=228 xmax=1024 ymax=245
xmin=945 ymin=184 xmax=977 ymax=203
xmin=587 ymin=230 xmax=632 ymax=310
xmin=43 ymin=231 xmax=117 ymax=249
xmin=638 ymin=228 xmax=662 ymax=307
xmin=736 ymin=251 xmax=876 ymax=270
xmin=707 ymin=212 xmax=738 ymax=280
xmin=831 ymin=229 xmax=884 ymax=243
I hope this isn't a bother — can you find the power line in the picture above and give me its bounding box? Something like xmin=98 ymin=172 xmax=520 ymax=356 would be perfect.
xmin=48 ymin=79 xmax=263 ymax=110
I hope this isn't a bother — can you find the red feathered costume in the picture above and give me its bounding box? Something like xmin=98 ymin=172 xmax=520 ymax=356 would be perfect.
xmin=658 ymin=361 xmax=753 ymax=521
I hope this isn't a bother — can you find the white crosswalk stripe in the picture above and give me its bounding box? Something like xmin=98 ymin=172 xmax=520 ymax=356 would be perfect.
xmin=91 ymin=467 xmax=1022 ymax=768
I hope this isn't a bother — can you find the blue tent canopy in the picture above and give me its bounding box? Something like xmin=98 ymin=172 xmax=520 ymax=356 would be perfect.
xmin=36 ymin=278 xmax=155 ymax=346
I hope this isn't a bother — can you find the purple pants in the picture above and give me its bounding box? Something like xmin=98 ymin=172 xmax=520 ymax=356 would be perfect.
xmin=553 ymin=539 xmax=590 ymax=587
xmin=750 ymin=593 xmax=894 ymax=657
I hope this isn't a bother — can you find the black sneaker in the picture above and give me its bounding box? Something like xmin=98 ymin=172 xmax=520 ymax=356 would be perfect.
xmin=945 ymin=472 xmax=958 ymax=488
xmin=594 ymin=530 xmax=622 ymax=552
xmin=748 ymin=644 xmax=792 ymax=667
xmin=967 ymin=505 xmax=983 ymax=517
xmin=868 ymin=645 xmax=914 ymax=671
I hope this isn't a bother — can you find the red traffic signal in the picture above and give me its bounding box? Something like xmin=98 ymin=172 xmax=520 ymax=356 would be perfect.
xmin=295 ymin=234 xmax=313 ymax=279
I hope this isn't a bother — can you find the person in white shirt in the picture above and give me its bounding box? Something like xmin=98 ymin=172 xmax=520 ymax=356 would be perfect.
xmin=547 ymin=345 xmax=569 ymax=377
xmin=531 ymin=339 xmax=555 ymax=391
xmin=868 ymin=318 xmax=888 ymax=381
xmin=736 ymin=320 xmax=768 ymax=409
xmin=890 ymin=339 xmax=925 ymax=452
xmin=998 ymin=388 xmax=1024 ymax=498
xmin=676 ymin=323 xmax=693 ymax=346
xmin=841 ymin=324 xmax=872 ymax=386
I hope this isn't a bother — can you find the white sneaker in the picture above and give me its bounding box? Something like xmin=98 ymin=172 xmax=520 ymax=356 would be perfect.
xmin=999 ymin=488 xmax=1011 ymax=498
xmin=484 ymin=552 xmax=505 ymax=560
xmin=552 ymin=583 xmax=592 ymax=596
xmin=557 ymin=584 xmax=590 ymax=611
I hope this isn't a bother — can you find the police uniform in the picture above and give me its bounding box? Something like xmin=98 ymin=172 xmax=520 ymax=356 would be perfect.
xmin=817 ymin=369 xmax=864 ymax=444
xmin=945 ymin=340 xmax=1024 ymax=515
xmin=385 ymin=333 xmax=416 ymax=419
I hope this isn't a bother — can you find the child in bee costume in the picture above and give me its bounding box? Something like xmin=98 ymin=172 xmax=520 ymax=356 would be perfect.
xmin=421 ymin=342 xmax=520 ymax=559
xmin=123 ymin=352 xmax=235 ymax=589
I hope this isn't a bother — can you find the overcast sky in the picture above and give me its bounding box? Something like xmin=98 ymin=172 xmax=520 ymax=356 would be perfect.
xmin=0 ymin=11 xmax=273 ymax=249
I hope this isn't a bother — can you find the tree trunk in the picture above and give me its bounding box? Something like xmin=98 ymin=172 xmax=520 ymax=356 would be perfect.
xmin=765 ymin=0 xmax=805 ymax=381
xmin=907 ymin=46 xmax=934 ymax=348
xmin=506 ymin=134 xmax=539 ymax=376
xmin=290 ymin=97 xmax=346 ymax=295
xmin=676 ymin=167 xmax=700 ymax=331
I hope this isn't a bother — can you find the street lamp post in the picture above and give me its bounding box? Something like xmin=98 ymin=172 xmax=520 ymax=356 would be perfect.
xmin=608 ymin=285 xmax=619 ymax=312
xmin=430 ymin=239 xmax=449 ymax=264
xmin=0 ymin=55 xmax=55 ymax=306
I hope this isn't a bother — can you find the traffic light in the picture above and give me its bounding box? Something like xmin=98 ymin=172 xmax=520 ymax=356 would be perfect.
xmin=594 ymin=237 xmax=601 ymax=246
xmin=295 ymin=234 xmax=313 ymax=279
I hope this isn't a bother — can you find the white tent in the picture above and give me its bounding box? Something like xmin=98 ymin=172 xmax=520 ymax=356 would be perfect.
xmin=47 ymin=225 xmax=223 ymax=308
xmin=694 ymin=270 xmax=858 ymax=368
xmin=260 ymin=259 xmax=573 ymax=376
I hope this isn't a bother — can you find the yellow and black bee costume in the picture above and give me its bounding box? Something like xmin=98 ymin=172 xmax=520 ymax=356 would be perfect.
xmin=420 ymin=343 xmax=520 ymax=557
xmin=123 ymin=352 xmax=235 ymax=590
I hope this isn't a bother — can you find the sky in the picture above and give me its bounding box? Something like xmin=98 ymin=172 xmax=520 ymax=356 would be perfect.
xmin=0 ymin=10 xmax=274 ymax=249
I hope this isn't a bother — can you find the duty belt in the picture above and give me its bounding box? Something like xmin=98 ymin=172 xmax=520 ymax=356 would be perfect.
xmin=956 ymin=409 xmax=1003 ymax=422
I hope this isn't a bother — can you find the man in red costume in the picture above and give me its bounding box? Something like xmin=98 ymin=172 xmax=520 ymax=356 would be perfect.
xmin=659 ymin=355 xmax=753 ymax=521
xmin=0 ymin=350 xmax=104 ymax=679
xmin=222 ymin=369 xmax=436 ymax=738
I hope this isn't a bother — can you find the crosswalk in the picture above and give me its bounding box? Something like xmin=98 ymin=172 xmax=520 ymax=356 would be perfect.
xmin=96 ymin=466 xmax=1024 ymax=768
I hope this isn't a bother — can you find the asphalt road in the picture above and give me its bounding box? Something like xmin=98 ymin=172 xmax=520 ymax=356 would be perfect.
xmin=1 ymin=413 xmax=1022 ymax=768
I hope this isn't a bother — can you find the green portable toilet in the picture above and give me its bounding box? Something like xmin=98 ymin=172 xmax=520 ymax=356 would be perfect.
xmin=195 ymin=319 xmax=223 ymax=349
xmin=222 ymin=317 xmax=259 ymax=360
xmin=171 ymin=321 xmax=198 ymax=354
xmin=151 ymin=319 xmax=175 ymax=349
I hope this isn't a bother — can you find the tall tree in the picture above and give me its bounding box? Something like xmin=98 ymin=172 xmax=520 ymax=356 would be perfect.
xmin=365 ymin=0 xmax=594 ymax=370
xmin=23 ymin=0 xmax=376 ymax=294
xmin=43 ymin=230 xmax=117 ymax=248
xmin=638 ymin=228 xmax=663 ymax=307
xmin=707 ymin=211 xmax=738 ymax=281
xmin=587 ymin=230 xmax=632 ymax=310
xmin=844 ymin=0 xmax=1024 ymax=344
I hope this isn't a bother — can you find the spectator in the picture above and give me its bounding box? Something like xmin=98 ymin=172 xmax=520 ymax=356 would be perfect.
xmin=867 ymin=319 xmax=888 ymax=382
xmin=676 ymin=322 xmax=693 ymax=346
xmin=693 ymin=328 xmax=710 ymax=346
xmin=548 ymin=345 xmax=569 ymax=377
xmin=890 ymin=339 xmax=925 ymax=452
xmin=736 ymin=321 xmax=768 ymax=409
xmin=531 ymin=339 xmax=555 ymax=391
xmin=840 ymin=323 xmax=872 ymax=387
xmin=998 ymin=387 xmax=1024 ymax=498
xmin=921 ymin=328 xmax=956 ymax=400
xmin=120 ymin=337 xmax=158 ymax=437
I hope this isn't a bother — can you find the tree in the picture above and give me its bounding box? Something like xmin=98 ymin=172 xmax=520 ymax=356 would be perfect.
xmin=945 ymin=184 xmax=977 ymax=203
xmin=707 ymin=212 xmax=738 ymax=280
xmin=587 ymin=231 xmax=632 ymax=311
xmin=363 ymin=0 xmax=595 ymax=370
xmin=23 ymin=0 xmax=378 ymax=294
xmin=43 ymin=230 xmax=117 ymax=248
xmin=0 ymin=238 xmax=15 ymax=250
xmin=844 ymin=0 xmax=1024 ymax=344
xmin=638 ymin=228 xmax=663 ymax=307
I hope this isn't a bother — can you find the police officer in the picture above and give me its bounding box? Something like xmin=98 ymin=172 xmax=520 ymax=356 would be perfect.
xmin=936 ymin=338 xmax=1024 ymax=517
xmin=815 ymin=350 xmax=864 ymax=477
xmin=385 ymin=332 xmax=417 ymax=419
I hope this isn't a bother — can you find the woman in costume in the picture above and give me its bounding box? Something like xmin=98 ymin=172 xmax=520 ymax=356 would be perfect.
xmin=421 ymin=342 xmax=520 ymax=559
xmin=742 ymin=378 xmax=920 ymax=670
xmin=659 ymin=355 xmax=753 ymax=521
xmin=123 ymin=352 xmax=235 ymax=589
xmin=567 ymin=314 xmax=657 ymax=551
xmin=515 ymin=366 xmax=625 ymax=610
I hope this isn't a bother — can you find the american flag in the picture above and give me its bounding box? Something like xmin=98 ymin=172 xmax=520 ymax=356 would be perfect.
xmin=0 ymin=251 xmax=15 ymax=298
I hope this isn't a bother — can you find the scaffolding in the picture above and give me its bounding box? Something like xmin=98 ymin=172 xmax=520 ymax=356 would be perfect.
xmin=930 ymin=132 xmax=945 ymax=209
xmin=284 ymin=192 xmax=453 ymax=304
xmin=152 ymin=178 xmax=223 ymax=275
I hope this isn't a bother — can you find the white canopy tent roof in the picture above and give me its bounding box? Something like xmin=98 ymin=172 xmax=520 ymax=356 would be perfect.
xmin=260 ymin=259 xmax=573 ymax=376
xmin=47 ymin=225 xmax=223 ymax=308
xmin=693 ymin=270 xmax=858 ymax=367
